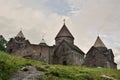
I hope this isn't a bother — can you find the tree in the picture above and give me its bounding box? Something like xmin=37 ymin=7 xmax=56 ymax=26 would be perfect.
xmin=0 ymin=35 xmax=7 ymax=51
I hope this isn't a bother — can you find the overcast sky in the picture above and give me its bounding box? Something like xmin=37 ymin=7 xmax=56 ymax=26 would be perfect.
xmin=0 ymin=0 xmax=120 ymax=69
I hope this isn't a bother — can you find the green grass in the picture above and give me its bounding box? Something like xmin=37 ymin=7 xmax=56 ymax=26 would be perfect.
xmin=0 ymin=51 xmax=44 ymax=80
xmin=37 ymin=65 xmax=120 ymax=80
xmin=0 ymin=51 xmax=120 ymax=80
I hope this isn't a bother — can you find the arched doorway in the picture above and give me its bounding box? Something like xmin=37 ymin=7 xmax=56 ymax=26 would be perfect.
xmin=9 ymin=49 xmax=13 ymax=53
xmin=63 ymin=58 xmax=67 ymax=65
xmin=63 ymin=61 xmax=67 ymax=65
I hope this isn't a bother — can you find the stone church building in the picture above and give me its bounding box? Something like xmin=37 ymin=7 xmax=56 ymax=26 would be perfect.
xmin=83 ymin=36 xmax=117 ymax=68
xmin=6 ymin=22 xmax=117 ymax=68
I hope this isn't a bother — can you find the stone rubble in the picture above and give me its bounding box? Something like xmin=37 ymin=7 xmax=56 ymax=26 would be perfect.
xmin=9 ymin=65 xmax=44 ymax=80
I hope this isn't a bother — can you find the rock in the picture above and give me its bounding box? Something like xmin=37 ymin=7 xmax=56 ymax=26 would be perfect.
xmin=9 ymin=66 xmax=45 ymax=80
xmin=101 ymin=75 xmax=117 ymax=80
xmin=21 ymin=67 xmax=29 ymax=71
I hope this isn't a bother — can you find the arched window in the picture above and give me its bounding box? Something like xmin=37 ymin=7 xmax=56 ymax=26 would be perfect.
xmin=40 ymin=52 xmax=41 ymax=56
xmin=63 ymin=47 xmax=65 ymax=52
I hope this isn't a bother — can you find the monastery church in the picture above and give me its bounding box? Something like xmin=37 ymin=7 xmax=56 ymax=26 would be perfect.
xmin=6 ymin=21 xmax=117 ymax=69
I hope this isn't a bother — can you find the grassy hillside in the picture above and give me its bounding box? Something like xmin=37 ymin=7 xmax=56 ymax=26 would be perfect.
xmin=0 ymin=51 xmax=120 ymax=80
xmin=0 ymin=51 xmax=44 ymax=80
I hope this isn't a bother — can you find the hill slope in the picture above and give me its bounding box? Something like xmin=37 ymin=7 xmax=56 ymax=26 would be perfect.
xmin=0 ymin=51 xmax=120 ymax=80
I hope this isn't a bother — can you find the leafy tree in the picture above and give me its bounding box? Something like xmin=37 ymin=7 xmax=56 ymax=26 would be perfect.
xmin=0 ymin=35 xmax=7 ymax=51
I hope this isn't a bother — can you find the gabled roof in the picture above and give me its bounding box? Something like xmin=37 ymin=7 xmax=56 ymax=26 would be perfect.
xmin=16 ymin=30 xmax=25 ymax=38
xmin=87 ymin=46 xmax=106 ymax=55
xmin=94 ymin=36 xmax=106 ymax=48
xmin=54 ymin=40 xmax=85 ymax=56
xmin=55 ymin=23 xmax=74 ymax=39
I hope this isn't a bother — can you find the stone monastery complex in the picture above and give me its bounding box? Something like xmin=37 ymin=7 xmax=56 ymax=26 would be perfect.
xmin=6 ymin=22 xmax=117 ymax=69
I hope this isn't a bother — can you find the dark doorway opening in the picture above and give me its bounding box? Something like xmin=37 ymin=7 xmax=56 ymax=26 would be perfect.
xmin=9 ymin=49 xmax=13 ymax=53
xmin=63 ymin=61 xmax=67 ymax=65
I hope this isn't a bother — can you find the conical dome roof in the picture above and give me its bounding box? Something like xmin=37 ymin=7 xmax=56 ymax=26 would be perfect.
xmin=94 ymin=36 xmax=106 ymax=47
xmin=55 ymin=23 xmax=74 ymax=39
xmin=40 ymin=38 xmax=46 ymax=44
xmin=16 ymin=30 xmax=25 ymax=38
xmin=39 ymin=38 xmax=47 ymax=46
